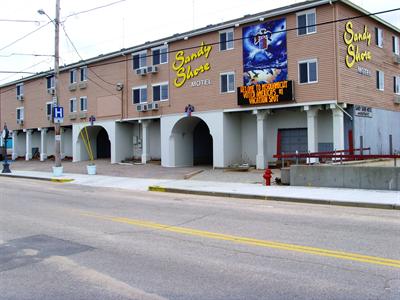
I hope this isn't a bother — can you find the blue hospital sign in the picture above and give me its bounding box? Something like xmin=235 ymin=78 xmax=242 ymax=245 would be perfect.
xmin=53 ymin=106 xmax=64 ymax=123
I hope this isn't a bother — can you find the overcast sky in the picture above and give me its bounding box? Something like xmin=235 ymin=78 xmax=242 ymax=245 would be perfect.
xmin=0 ymin=0 xmax=399 ymax=85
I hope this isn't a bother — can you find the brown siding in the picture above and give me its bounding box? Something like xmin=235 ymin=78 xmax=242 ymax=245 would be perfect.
xmin=336 ymin=2 xmax=400 ymax=111
xmin=1 ymin=1 xmax=399 ymax=132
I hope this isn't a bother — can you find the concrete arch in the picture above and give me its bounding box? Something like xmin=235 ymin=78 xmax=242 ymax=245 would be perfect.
xmin=74 ymin=124 xmax=112 ymax=162
xmin=169 ymin=116 xmax=213 ymax=167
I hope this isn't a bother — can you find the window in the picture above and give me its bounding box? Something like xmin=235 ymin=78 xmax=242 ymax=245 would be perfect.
xmin=297 ymin=9 xmax=316 ymax=35
xmin=152 ymin=46 xmax=168 ymax=65
xmin=375 ymin=27 xmax=383 ymax=48
xmin=69 ymin=98 xmax=77 ymax=113
xmin=80 ymin=66 xmax=88 ymax=81
xmin=393 ymin=36 xmax=399 ymax=55
xmin=394 ymin=76 xmax=400 ymax=94
xmin=376 ymin=70 xmax=384 ymax=91
xmin=219 ymin=29 xmax=234 ymax=51
xmin=16 ymin=83 xmax=24 ymax=98
xmin=132 ymin=86 xmax=148 ymax=104
xmin=80 ymin=96 xmax=88 ymax=111
xmin=70 ymin=69 xmax=77 ymax=84
xmin=46 ymin=102 xmax=53 ymax=118
xmin=298 ymin=59 xmax=318 ymax=84
xmin=220 ymin=72 xmax=235 ymax=93
xmin=132 ymin=51 xmax=147 ymax=69
xmin=16 ymin=107 xmax=24 ymax=121
xmin=46 ymin=76 xmax=55 ymax=89
xmin=152 ymin=82 xmax=168 ymax=101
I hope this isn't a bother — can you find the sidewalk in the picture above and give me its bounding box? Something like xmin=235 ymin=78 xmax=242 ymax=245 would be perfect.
xmin=1 ymin=170 xmax=399 ymax=210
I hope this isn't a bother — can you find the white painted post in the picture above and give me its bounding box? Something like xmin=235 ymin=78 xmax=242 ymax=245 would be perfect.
xmin=12 ymin=131 xmax=18 ymax=160
xmin=306 ymin=108 xmax=319 ymax=163
xmin=332 ymin=108 xmax=344 ymax=151
xmin=141 ymin=120 xmax=151 ymax=164
xmin=256 ymin=111 xmax=267 ymax=169
xmin=25 ymin=129 xmax=32 ymax=160
xmin=40 ymin=128 xmax=48 ymax=161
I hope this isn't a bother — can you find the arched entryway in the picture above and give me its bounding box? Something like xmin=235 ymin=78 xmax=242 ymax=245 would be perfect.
xmin=170 ymin=116 xmax=213 ymax=167
xmin=193 ymin=120 xmax=213 ymax=165
xmin=76 ymin=125 xmax=111 ymax=161
xmin=96 ymin=127 xmax=111 ymax=158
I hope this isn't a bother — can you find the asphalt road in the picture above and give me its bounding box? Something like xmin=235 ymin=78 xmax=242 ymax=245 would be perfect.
xmin=0 ymin=177 xmax=399 ymax=300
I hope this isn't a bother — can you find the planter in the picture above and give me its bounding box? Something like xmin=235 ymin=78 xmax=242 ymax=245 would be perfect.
xmin=52 ymin=166 xmax=63 ymax=177
xmin=87 ymin=164 xmax=96 ymax=175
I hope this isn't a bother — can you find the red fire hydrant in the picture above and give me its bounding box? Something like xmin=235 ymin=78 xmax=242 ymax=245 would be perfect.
xmin=263 ymin=168 xmax=273 ymax=186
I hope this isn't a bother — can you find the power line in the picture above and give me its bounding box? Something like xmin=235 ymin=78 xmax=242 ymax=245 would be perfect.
xmin=0 ymin=19 xmax=41 ymax=24
xmin=61 ymin=23 xmax=118 ymax=96
xmin=0 ymin=21 xmax=52 ymax=53
xmin=1 ymin=6 xmax=399 ymax=94
xmin=63 ymin=0 xmax=128 ymax=21
xmin=86 ymin=7 xmax=400 ymax=70
xmin=0 ymin=71 xmax=37 ymax=74
xmin=0 ymin=53 xmax=54 ymax=58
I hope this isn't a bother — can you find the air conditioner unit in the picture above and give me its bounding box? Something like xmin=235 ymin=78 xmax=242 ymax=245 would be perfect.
xmin=69 ymin=113 xmax=77 ymax=120
xmin=69 ymin=84 xmax=77 ymax=91
xmin=147 ymin=102 xmax=159 ymax=110
xmin=47 ymin=88 xmax=55 ymax=95
xmin=79 ymin=81 xmax=87 ymax=89
xmin=47 ymin=115 xmax=52 ymax=121
xmin=136 ymin=104 xmax=143 ymax=112
xmin=142 ymin=104 xmax=148 ymax=111
xmin=394 ymin=94 xmax=400 ymax=104
xmin=393 ymin=54 xmax=400 ymax=64
xmin=147 ymin=65 xmax=158 ymax=73
xmin=17 ymin=119 xmax=24 ymax=125
xmin=79 ymin=112 xmax=87 ymax=119
xmin=136 ymin=67 xmax=147 ymax=76
xmin=17 ymin=95 xmax=24 ymax=101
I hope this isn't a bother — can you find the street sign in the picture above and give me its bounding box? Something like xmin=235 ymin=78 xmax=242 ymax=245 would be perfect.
xmin=89 ymin=115 xmax=96 ymax=126
xmin=53 ymin=106 xmax=64 ymax=123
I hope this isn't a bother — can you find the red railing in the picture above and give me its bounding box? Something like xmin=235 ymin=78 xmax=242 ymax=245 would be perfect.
xmin=273 ymin=147 xmax=400 ymax=166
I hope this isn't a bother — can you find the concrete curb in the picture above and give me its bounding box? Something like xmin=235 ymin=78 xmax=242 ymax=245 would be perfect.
xmin=148 ymin=185 xmax=398 ymax=210
xmin=0 ymin=173 xmax=74 ymax=183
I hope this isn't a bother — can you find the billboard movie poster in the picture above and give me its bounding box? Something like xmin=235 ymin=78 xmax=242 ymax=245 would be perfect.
xmin=242 ymin=18 xmax=287 ymax=86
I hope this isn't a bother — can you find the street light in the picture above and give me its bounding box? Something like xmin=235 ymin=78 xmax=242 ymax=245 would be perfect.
xmin=38 ymin=1 xmax=62 ymax=176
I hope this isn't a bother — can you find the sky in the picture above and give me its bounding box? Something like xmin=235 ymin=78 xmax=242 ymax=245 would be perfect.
xmin=0 ymin=0 xmax=399 ymax=85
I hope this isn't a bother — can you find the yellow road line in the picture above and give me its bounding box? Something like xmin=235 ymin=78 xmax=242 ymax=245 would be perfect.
xmin=81 ymin=213 xmax=400 ymax=269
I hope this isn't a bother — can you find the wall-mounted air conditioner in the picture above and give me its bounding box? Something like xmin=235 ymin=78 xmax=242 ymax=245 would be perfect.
xmin=79 ymin=81 xmax=87 ymax=89
xmin=136 ymin=104 xmax=148 ymax=112
xmin=136 ymin=67 xmax=147 ymax=76
xmin=69 ymin=113 xmax=77 ymax=120
xmin=394 ymin=94 xmax=400 ymax=104
xmin=69 ymin=84 xmax=77 ymax=91
xmin=17 ymin=95 xmax=24 ymax=101
xmin=393 ymin=54 xmax=400 ymax=64
xmin=17 ymin=119 xmax=24 ymax=125
xmin=79 ymin=112 xmax=87 ymax=119
xmin=47 ymin=88 xmax=55 ymax=95
xmin=147 ymin=65 xmax=158 ymax=74
xmin=147 ymin=102 xmax=159 ymax=110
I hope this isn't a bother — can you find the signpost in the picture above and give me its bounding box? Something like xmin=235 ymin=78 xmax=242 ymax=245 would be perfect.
xmin=53 ymin=106 xmax=64 ymax=123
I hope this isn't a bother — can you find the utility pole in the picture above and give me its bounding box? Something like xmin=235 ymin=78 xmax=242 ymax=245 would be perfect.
xmin=40 ymin=1 xmax=62 ymax=173
xmin=54 ymin=0 xmax=61 ymax=171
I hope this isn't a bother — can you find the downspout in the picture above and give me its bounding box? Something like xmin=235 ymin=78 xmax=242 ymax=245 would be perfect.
xmin=332 ymin=1 xmax=340 ymax=107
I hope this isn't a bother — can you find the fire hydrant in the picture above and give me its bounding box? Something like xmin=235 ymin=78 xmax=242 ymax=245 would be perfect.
xmin=263 ymin=168 xmax=272 ymax=186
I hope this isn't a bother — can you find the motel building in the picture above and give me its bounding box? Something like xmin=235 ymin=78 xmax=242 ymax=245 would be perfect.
xmin=0 ymin=0 xmax=399 ymax=170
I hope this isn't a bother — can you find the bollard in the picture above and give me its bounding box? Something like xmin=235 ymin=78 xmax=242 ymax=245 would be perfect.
xmin=263 ymin=168 xmax=272 ymax=186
